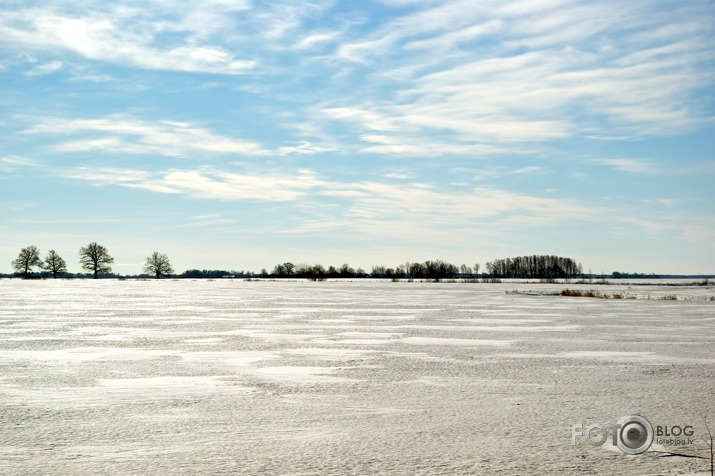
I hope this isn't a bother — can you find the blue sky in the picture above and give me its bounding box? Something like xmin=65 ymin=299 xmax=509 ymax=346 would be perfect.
xmin=1 ymin=0 xmax=714 ymax=275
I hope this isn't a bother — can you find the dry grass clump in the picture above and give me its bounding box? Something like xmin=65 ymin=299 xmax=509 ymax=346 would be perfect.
xmin=559 ymin=289 xmax=637 ymax=299
xmin=558 ymin=289 xmax=715 ymax=302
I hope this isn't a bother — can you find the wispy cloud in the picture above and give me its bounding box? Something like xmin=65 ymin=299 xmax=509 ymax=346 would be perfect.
xmin=0 ymin=156 xmax=40 ymax=173
xmin=1 ymin=0 xmax=713 ymax=273
xmin=25 ymin=60 xmax=64 ymax=76
xmin=63 ymin=165 xmax=595 ymax=230
xmin=1 ymin=156 xmax=38 ymax=167
xmin=277 ymin=141 xmax=337 ymax=155
xmin=593 ymin=158 xmax=662 ymax=174
xmin=2 ymin=1 xmax=712 ymax=157
xmin=23 ymin=116 xmax=269 ymax=157
xmin=310 ymin=0 xmax=715 ymax=156
xmin=63 ymin=167 xmax=325 ymax=202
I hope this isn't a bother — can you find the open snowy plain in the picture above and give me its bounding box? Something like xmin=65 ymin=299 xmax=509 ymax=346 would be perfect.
xmin=1 ymin=279 xmax=713 ymax=475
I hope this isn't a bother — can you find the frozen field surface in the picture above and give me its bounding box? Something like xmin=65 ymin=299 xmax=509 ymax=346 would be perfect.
xmin=1 ymin=280 xmax=714 ymax=475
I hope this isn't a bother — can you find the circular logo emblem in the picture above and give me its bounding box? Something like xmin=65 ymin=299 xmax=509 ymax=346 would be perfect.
xmin=616 ymin=415 xmax=654 ymax=454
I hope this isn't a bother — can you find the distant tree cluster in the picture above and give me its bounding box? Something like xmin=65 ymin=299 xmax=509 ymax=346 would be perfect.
xmin=269 ymin=259 xmax=481 ymax=280
xmin=611 ymin=271 xmax=660 ymax=279
xmin=180 ymin=269 xmax=254 ymax=279
xmin=484 ymin=255 xmax=582 ymax=279
xmin=270 ymin=262 xmax=366 ymax=280
xmin=372 ymin=260 xmax=463 ymax=280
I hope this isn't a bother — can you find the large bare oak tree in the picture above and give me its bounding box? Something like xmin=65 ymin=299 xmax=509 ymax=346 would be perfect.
xmin=143 ymin=251 xmax=174 ymax=279
xmin=79 ymin=242 xmax=114 ymax=279
xmin=43 ymin=249 xmax=67 ymax=279
xmin=12 ymin=245 xmax=42 ymax=279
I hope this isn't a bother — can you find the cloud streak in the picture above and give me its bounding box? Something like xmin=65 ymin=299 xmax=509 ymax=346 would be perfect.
xmin=63 ymin=166 xmax=594 ymax=230
xmin=2 ymin=1 xmax=713 ymax=158
xmin=23 ymin=116 xmax=269 ymax=157
xmin=311 ymin=0 xmax=715 ymax=155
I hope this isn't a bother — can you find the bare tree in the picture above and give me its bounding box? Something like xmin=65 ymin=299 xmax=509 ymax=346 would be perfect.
xmin=79 ymin=242 xmax=114 ymax=279
xmin=283 ymin=262 xmax=295 ymax=276
xmin=474 ymin=263 xmax=480 ymax=276
xmin=144 ymin=251 xmax=174 ymax=279
xmin=43 ymin=250 xmax=67 ymax=279
xmin=338 ymin=263 xmax=355 ymax=277
xmin=12 ymin=246 xmax=42 ymax=279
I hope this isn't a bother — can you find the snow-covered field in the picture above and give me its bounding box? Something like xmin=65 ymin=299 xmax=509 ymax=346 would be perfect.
xmin=1 ymin=279 xmax=713 ymax=475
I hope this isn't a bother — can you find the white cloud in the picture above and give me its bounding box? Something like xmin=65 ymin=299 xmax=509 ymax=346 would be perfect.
xmin=384 ymin=172 xmax=411 ymax=180
xmin=512 ymin=166 xmax=546 ymax=175
xmin=26 ymin=60 xmax=64 ymax=75
xmin=63 ymin=167 xmax=325 ymax=202
xmin=0 ymin=156 xmax=38 ymax=167
xmin=295 ymin=32 xmax=342 ymax=51
xmin=277 ymin=141 xmax=336 ymax=155
xmin=0 ymin=5 xmax=255 ymax=74
xmin=23 ymin=116 xmax=268 ymax=157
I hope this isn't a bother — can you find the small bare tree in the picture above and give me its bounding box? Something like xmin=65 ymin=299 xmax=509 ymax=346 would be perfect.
xmin=79 ymin=242 xmax=114 ymax=279
xmin=43 ymin=250 xmax=67 ymax=279
xmin=12 ymin=246 xmax=42 ymax=279
xmin=144 ymin=251 xmax=174 ymax=279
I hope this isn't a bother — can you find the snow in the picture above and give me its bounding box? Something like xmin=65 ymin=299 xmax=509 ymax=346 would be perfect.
xmin=0 ymin=279 xmax=713 ymax=474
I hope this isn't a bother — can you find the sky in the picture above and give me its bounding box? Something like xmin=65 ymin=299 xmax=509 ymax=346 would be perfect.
xmin=1 ymin=0 xmax=714 ymax=276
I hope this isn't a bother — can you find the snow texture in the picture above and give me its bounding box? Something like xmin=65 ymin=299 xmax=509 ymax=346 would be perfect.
xmin=0 ymin=279 xmax=713 ymax=474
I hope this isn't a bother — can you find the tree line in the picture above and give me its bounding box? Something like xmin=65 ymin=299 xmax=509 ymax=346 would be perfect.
xmin=268 ymin=260 xmax=482 ymax=280
xmin=9 ymin=244 xmax=585 ymax=281
xmin=10 ymin=243 xmax=173 ymax=279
